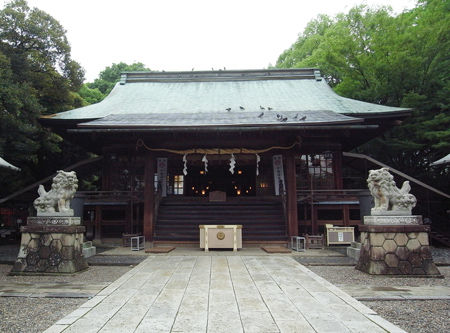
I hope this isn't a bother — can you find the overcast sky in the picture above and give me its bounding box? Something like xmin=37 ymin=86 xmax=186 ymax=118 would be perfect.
xmin=6 ymin=0 xmax=417 ymax=81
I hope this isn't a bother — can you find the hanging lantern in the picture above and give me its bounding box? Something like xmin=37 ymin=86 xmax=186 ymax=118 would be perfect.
xmin=256 ymin=154 xmax=260 ymax=176
xmin=182 ymin=154 xmax=188 ymax=176
xmin=202 ymin=154 xmax=208 ymax=173
xmin=229 ymin=153 xmax=236 ymax=174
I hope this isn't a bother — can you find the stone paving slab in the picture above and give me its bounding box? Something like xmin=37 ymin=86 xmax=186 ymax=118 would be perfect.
xmin=44 ymin=256 xmax=406 ymax=333
xmin=342 ymin=285 xmax=450 ymax=301
xmin=0 ymin=282 xmax=108 ymax=298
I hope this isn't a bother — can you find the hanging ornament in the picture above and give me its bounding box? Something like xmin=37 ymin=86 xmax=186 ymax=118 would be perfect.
xmin=229 ymin=153 xmax=236 ymax=174
xmin=182 ymin=154 xmax=188 ymax=176
xmin=202 ymin=154 xmax=208 ymax=173
xmin=256 ymin=154 xmax=260 ymax=176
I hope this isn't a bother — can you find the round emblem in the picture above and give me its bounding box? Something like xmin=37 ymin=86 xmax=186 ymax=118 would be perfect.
xmin=217 ymin=231 xmax=225 ymax=240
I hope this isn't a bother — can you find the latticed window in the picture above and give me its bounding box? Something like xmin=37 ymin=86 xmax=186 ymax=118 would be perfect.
xmin=174 ymin=175 xmax=184 ymax=195
xmin=296 ymin=154 xmax=335 ymax=189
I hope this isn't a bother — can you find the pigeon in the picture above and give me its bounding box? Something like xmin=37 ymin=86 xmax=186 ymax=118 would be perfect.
xmin=258 ymin=112 xmax=264 ymax=118
xmin=299 ymin=115 xmax=307 ymax=121
xmin=226 ymin=108 xmax=231 ymax=112
xmin=240 ymin=106 xmax=245 ymax=110
xmin=281 ymin=116 xmax=288 ymax=122
xmin=276 ymin=114 xmax=282 ymax=119
xmin=267 ymin=107 xmax=273 ymax=110
xmin=293 ymin=113 xmax=299 ymax=119
xmin=260 ymin=106 xmax=265 ymax=110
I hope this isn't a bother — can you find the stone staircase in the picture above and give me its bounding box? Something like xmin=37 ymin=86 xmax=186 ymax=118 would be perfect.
xmin=154 ymin=197 xmax=287 ymax=242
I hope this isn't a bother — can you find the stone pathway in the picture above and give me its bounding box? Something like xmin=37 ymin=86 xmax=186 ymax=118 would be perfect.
xmin=44 ymin=256 xmax=406 ymax=333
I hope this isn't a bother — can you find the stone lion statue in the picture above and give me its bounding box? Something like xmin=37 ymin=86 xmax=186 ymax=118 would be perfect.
xmin=367 ymin=167 xmax=416 ymax=215
xmin=33 ymin=170 xmax=78 ymax=216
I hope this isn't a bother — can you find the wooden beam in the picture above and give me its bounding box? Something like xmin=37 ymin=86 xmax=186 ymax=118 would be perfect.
xmin=143 ymin=152 xmax=155 ymax=241
xmin=286 ymin=153 xmax=299 ymax=237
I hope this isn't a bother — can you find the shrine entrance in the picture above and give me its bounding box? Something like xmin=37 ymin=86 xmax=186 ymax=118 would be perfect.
xmin=184 ymin=165 xmax=256 ymax=197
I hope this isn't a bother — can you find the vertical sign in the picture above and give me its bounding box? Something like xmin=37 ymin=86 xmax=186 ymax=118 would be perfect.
xmin=272 ymin=155 xmax=286 ymax=196
xmin=157 ymin=158 xmax=168 ymax=197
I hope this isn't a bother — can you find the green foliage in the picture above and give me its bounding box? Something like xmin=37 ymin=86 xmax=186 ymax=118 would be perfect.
xmin=0 ymin=0 xmax=86 ymax=195
xmin=78 ymin=84 xmax=104 ymax=105
xmin=88 ymin=62 xmax=150 ymax=95
xmin=276 ymin=0 xmax=449 ymax=191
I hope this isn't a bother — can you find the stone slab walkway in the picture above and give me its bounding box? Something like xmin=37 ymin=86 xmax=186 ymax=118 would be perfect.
xmin=44 ymin=256 xmax=405 ymax=333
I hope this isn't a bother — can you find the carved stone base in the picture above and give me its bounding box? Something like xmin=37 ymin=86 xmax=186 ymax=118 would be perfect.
xmin=27 ymin=216 xmax=81 ymax=226
xmin=356 ymin=225 xmax=440 ymax=276
xmin=364 ymin=215 xmax=422 ymax=225
xmin=10 ymin=223 xmax=88 ymax=274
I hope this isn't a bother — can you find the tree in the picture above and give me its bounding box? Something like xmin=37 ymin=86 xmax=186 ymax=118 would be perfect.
xmin=276 ymin=0 xmax=449 ymax=191
xmin=78 ymin=84 xmax=104 ymax=105
xmin=0 ymin=0 xmax=86 ymax=195
xmin=88 ymin=62 xmax=150 ymax=96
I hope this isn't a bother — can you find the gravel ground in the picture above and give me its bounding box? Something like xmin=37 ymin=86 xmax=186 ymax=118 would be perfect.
xmin=0 ymin=297 xmax=84 ymax=333
xmin=309 ymin=265 xmax=450 ymax=333
xmin=362 ymin=300 xmax=450 ymax=333
xmin=0 ymin=265 xmax=132 ymax=333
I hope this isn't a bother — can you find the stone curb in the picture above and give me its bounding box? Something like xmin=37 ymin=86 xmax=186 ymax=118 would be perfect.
xmin=357 ymin=295 xmax=450 ymax=301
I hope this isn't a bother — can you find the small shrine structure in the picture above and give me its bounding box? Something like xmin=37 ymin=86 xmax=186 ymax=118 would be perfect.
xmin=41 ymin=69 xmax=413 ymax=244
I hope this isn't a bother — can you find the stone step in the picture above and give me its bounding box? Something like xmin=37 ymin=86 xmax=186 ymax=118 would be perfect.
xmin=347 ymin=246 xmax=360 ymax=261
xmin=351 ymin=241 xmax=361 ymax=249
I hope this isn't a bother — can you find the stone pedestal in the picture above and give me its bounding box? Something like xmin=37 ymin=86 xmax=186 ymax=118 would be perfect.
xmin=10 ymin=219 xmax=88 ymax=274
xmin=356 ymin=224 xmax=440 ymax=276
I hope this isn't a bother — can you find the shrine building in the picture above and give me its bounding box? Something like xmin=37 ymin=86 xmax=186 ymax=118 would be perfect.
xmin=42 ymin=69 xmax=411 ymax=244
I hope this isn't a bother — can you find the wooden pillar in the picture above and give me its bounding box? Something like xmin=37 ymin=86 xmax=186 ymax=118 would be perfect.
xmin=286 ymin=153 xmax=299 ymax=237
xmin=143 ymin=153 xmax=155 ymax=241
xmin=333 ymin=151 xmax=343 ymax=189
xmin=94 ymin=206 xmax=102 ymax=241
xmin=311 ymin=206 xmax=318 ymax=234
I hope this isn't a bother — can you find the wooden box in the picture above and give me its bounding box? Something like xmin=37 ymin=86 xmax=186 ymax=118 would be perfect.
xmin=199 ymin=225 xmax=242 ymax=251
xmin=325 ymin=225 xmax=355 ymax=246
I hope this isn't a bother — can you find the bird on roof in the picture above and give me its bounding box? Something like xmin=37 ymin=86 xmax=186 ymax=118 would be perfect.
xmin=281 ymin=116 xmax=288 ymax=122
xmin=276 ymin=114 xmax=281 ymax=119
xmin=226 ymin=108 xmax=231 ymax=112
xmin=258 ymin=112 xmax=264 ymax=118
xmin=240 ymin=106 xmax=245 ymax=110
xmin=299 ymin=115 xmax=307 ymax=121
xmin=267 ymin=107 xmax=273 ymax=111
xmin=293 ymin=113 xmax=298 ymax=119
xmin=260 ymin=106 xmax=265 ymax=110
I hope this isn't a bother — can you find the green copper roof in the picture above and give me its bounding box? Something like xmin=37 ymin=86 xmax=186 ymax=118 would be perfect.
xmin=50 ymin=69 xmax=409 ymax=121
